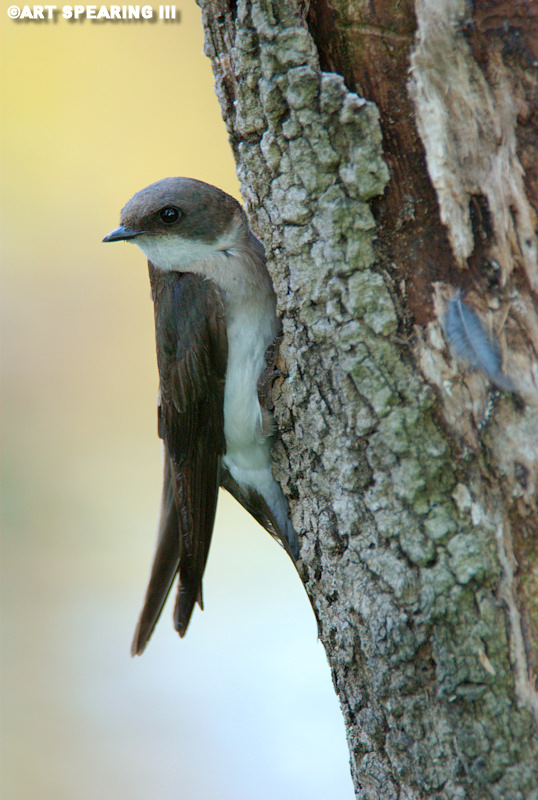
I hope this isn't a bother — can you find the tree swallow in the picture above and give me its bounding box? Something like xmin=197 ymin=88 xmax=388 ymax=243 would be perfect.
xmin=103 ymin=177 xmax=298 ymax=655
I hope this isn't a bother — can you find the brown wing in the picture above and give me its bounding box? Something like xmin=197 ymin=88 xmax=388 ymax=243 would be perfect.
xmin=131 ymin=267 xmax=227 ymax=655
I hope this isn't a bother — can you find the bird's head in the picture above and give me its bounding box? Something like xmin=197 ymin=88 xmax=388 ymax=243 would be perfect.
xmin=103 ymin=177 xmax=248 ymax=271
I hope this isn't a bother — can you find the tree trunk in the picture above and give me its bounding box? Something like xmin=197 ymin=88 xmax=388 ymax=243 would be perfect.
xmin=197 ymin=0 xmax=538 ymax=797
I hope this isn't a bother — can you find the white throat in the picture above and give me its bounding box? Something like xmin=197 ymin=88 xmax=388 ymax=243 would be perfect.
xmin=134 ymin=228 xmax=238 ymax=272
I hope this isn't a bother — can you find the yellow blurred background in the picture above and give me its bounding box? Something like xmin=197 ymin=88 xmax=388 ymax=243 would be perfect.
xmin=1 ymin=4 xmax=353 ymax=798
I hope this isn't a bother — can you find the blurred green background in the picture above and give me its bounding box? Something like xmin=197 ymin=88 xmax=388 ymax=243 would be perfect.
xmin=1 ymin=4 xmax=353 ymax=798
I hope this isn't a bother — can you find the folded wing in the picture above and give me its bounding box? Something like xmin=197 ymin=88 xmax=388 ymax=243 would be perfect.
xmin=131 ymin=268 xmax=227 ymax=655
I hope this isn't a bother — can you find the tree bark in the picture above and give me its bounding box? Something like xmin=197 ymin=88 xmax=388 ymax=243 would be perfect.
xmin=197 ymin=0 xmax=538 ymax=797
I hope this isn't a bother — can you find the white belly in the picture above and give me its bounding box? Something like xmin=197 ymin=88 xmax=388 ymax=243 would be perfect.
xmin=222 ymin=301 xmax=276 ymax=472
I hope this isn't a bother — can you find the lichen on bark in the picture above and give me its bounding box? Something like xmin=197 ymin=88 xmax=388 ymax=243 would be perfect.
xmin=198 ymin=0 xmax=538 ymax=797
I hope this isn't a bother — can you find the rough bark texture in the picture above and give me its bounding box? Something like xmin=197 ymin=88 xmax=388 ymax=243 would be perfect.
xmin=197 ymin=0 xmax=538 ymax=797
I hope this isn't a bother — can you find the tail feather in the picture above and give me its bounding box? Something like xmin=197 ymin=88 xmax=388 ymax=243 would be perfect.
xmin=131 ymin=455 xmax=180 ymax=656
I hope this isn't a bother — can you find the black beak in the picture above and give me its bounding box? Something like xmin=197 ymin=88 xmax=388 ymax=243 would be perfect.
xmin=102 ymin=225 xmax=141 ymax=243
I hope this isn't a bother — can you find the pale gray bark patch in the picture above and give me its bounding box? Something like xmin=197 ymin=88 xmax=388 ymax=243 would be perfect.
xmin=409 ymin=0 xmax=537 ymax=291
xmin=198 ymin=1 xmax=538 ymax=797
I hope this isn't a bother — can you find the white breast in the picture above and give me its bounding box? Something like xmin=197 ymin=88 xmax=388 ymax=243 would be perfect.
xmin=222 ymin=298 xmax=277 ymax=471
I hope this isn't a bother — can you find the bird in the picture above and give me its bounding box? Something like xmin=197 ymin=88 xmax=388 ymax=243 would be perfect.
xmin=103 ymin=177 xmax=298 ymax=655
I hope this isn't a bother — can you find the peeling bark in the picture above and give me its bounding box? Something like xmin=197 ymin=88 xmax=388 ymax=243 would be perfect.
xmin=196 ymin=0 xmax=538 ymax=797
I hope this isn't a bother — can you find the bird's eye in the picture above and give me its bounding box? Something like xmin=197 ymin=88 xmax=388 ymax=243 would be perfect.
xmin=160 ymin=206 xmax=181 ymax=224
